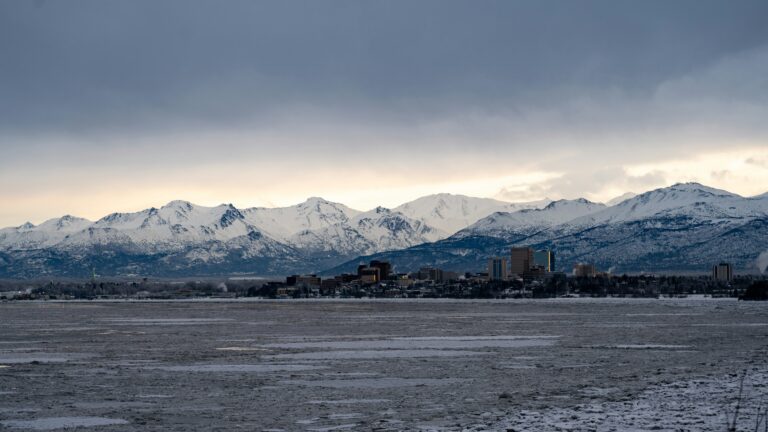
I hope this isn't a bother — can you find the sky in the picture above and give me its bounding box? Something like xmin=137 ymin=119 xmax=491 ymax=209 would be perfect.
xmin=1 ymin=0 xmax=768 ymax=226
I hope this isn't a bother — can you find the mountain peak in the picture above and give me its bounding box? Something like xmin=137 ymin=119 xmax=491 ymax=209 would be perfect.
xmin=53 ymin=215 xmax=90 ymax=230
xmin=163 ymin=200 xmax=195 ymax=210
xmin=544 ymin=198 xmax=600 ymax=210
xmin=665 ymin=182 xmax=738 ymax=197
xmin=303 ymin=197 xmax=330 ymax=205
xmin=568 ymin=181 xmax=757 ymax=227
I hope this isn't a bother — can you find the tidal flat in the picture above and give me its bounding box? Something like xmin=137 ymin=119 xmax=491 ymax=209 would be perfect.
xmin=0 ymin=298 xmax=766 ymax=431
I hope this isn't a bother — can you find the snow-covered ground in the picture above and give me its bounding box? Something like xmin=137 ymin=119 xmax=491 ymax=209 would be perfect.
xmin=482 ymin=367 xmax=768 ymax=432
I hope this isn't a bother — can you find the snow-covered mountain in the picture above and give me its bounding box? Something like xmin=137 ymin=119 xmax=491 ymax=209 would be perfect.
xmin=241 ymin=198 xmax=442 ymax=256
xmin=0 ymin=215 xmax=93 ymax=250
xmin=605 ymin=192 xmax=637 ymax=206
xmin=241 ymin=197 xmax=360 ymax=241
xmin=0 ymin=197 xmax=449 ymax=276
xmin=571 ymin=183 xmax=767 ymax=227
xmin=290 ymin=207 xmax=442 ymax=256
xmin=0 ymin=200 xmax=300 ymax=277
xmin=394 ymin=193 xmax=550 ymax=236
xmin=78 ymin=201 xmax=261 ymax=247
xmin=460 ymin=198 xmax=606 ymax=238
xmin=327 ymin=183 xmax=768 ymax=275
xmin=3 ymin=183 xmax=767 ymax=277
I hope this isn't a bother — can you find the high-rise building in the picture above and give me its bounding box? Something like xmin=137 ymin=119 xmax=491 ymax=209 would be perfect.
xmin=510 ymin=247 xmax=533 ymax=275
xmin=573 ymin=263 xmax=597 ymax=277
xmin=357 ymin=264 xmax=381 ymax=283
xmin=418 ymin=267 xmax=444 ymax=283
xmin=533 ymin=250 xmax=555 ymax=272
xmin=359 ymin=267 xmax=380 ymax=284
xmin=370 ymin=260 xmax=392 ymax=281
xmin=712 ymin=263 xmax=733 ymax=282
xmin=487 ymin=257 xmax=508 ymax=281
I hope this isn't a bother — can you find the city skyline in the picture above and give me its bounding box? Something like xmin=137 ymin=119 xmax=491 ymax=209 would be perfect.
xmin=2 ymin=1 xmax=768 ymax=227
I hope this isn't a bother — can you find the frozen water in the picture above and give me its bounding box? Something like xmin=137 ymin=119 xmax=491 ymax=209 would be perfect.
xmin=73 ymin=401 xmax=152 ymax=409
xmin=328 ymin=413 xmax=363 ymax=419
xmin=393 ymin=335 xmax=556 ymax=340
xmin=306 ymin=424 xmax=358 ymax=431
xmin=610 ymin=344 xmax=692 ymax=349
xmin=100 ymin=318 xmax=234 ymax=325
xmin=580 ymin=387 xmax=621 ymax=397
xmin=266 ymin=349 xmax=489 ymax=360
xmin=2 ymin=298 xmax=767 ymax=431
xmin=308 ymin=399 xmax=390 ymax=405
xmin=147 ymin=364 xmax=327 ymax=373
xmin=282 ymin=378 xmax=467 ymax=388
xmin=263 ymin=336 xmax=557 ymax=350
xmin=0 ymin=417 xmax=129 ymax=430
xmin=0 ymin=355 xmax=72 ymax=364
xmin=215 ymin=346 xmax=271 ymax=351
xmin=296 ymin=417 xmax=319 ymax=425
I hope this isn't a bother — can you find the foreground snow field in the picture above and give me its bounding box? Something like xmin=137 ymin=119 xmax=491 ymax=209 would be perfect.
xmin=0 ymin=298 xmax=766 ymax=431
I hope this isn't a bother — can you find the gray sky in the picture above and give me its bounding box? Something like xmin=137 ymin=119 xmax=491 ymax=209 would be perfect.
xmin=1 ymin=0 xmax=768 ymax=225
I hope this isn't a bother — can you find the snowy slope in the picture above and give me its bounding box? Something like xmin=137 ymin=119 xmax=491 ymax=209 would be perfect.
xmin=394 ymin=193 xmax=550 ymax=236
xmin=459 ymin=199 xmax=607 ymax=237
xmin=241 ymin=197 xmax=360 ymax=241
xmin=0 ymin=216 xmax=93 ymax=250
xmin=330 ymin=183 xmax=768 ymax=275
xmin=289 ymin=207 xmax=442 ymax=256
xmin=572 ymin=183 xmax=768 ymax=227
xmin=61 ymin=200 xmax=266 ymax=249
xmin=605 ymin=192 xmax=637 ymax=206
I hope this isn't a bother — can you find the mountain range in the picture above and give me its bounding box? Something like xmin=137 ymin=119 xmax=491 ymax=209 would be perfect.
xmin=1 ymin=183 xmax=766 ymax=277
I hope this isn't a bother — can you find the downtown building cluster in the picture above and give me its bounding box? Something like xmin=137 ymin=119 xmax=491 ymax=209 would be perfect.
xmin=487 ymin=247 xmax=556 ymax=281
xmin=267 ymin=245 xmax=743 ymax=299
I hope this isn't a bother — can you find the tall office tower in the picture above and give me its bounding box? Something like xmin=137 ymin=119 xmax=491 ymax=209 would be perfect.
xmin=533 ymin=250 xmax=555 ymax=272
xmin=510 ymin=247 xmax=533 ymax=275
xmin=487 ymin=257 xmax=508 ymax=281
xmin=370 ymin=260 xmax=392 ymax=281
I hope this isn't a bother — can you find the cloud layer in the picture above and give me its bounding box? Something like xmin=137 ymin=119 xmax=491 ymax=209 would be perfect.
xmin=1 ymin=1 xmax=767 ymax=226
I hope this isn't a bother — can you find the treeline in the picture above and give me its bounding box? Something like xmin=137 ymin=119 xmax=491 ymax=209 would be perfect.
xmin=0 ymin=278 xmax=274 ymax=300
xmin=0 ymin=274 xmax=766 ymax=300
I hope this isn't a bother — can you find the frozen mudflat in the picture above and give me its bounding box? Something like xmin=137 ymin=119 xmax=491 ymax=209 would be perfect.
xmin=0 ymin=298 xmax=767 ymax=431
xmin=146 ymin=364 xmax=328 ymax=373
xmin=266 ymin=349 xmax=488 ymax=360
xmin=0 ymin=416 xmax=129 ymax=429
xmin=281 ymin=378 xmax=468 ymax=389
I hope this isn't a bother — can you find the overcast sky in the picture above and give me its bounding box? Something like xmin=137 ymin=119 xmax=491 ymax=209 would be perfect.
xmin=1 ymin=0 xmax=768 ymax=226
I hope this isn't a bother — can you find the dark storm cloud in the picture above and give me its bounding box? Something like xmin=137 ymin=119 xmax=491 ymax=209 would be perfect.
xmin=2 ymin=0 xmax=768 ymax=134
xmin=2 ymin=0 xmax=768 ymax=227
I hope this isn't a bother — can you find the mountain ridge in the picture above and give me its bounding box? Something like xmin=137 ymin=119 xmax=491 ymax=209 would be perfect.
xmin=1 ymin=183 xmax=767 ymax=277
xmin=325 ymin=183 xmax=768 ymax=276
